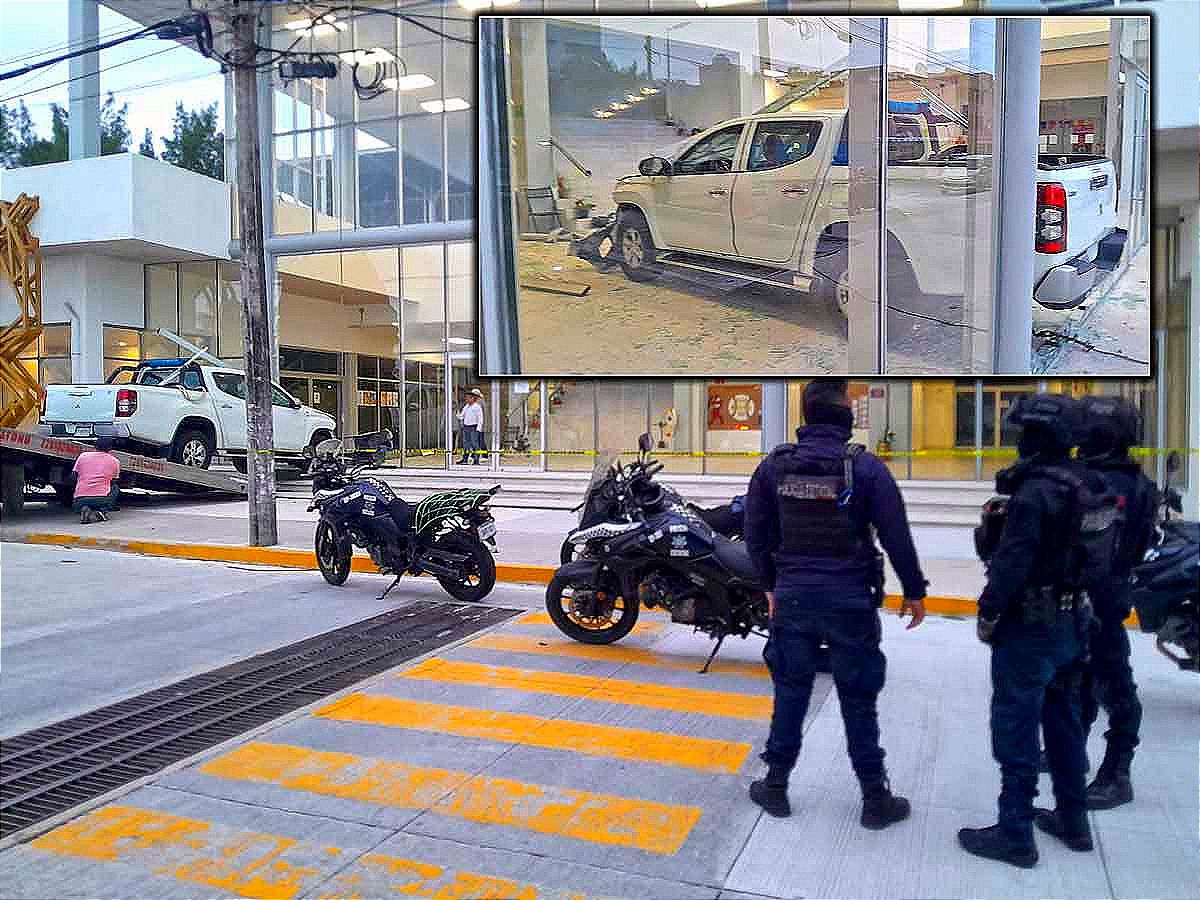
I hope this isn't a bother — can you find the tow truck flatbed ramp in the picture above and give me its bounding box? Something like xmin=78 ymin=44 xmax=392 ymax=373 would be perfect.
xmin=1 ymin=427 xmax=246 ymax=515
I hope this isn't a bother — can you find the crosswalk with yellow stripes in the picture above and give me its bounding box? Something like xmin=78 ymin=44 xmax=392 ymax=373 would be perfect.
xmin=12 ymin=608 xmax=780 ymax=899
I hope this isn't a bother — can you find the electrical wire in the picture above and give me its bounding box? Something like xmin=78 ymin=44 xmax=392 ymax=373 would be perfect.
xmin=1032 ymin=329 xmax=1149 ymax=366
xmin=0 ymin=44 xmax=190 ymax=105
xmin=0 ymin=19 xmax=182 ymax=83
xmin=0 ymin=20 xmax=147 ymax=67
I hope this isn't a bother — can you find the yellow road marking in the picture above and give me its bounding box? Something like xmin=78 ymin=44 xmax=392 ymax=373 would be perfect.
xmin=516 ymin=611 xmax=666 ymax=634
xmin=32 ymin=805 xmax=322 ymax=899
xmin=469 ymin=633 xmax=769 ymax=681
xmin=316 ymin=693 xmax=751 ymax=774
xmin=31 ymin=805 xmax=605 ymax=900
xmin=400 ymin=658 xmax=772 ymax=721
xmin=200 ymin=742 xmax=701 ymax=855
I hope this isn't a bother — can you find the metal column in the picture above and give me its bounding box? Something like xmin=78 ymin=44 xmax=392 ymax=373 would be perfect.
xmin=761 ymin=381 xmax=788 ymax=454
xmin=68 ymin=0 xmax=100 ymax=160
xmin=993 ymin=18 xmax=1041 ymax=374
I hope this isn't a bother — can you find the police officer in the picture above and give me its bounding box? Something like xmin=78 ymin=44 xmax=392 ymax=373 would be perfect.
xmin=1076 ymin=396 xmax=1155 ymax=809
xmin=959 ymin=393 xmax=1100 ymax=868
xmin=743 ymin=379 xmax=928 ymax=827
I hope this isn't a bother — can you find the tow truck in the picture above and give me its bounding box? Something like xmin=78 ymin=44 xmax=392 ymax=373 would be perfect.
xmin=1 ymin=422 xmax=246 ymax=516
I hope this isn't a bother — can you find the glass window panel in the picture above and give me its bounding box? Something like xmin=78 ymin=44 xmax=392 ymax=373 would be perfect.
xmin=399 ymin=14 xmax=444 ymax=119
xmin=313 ymin=127 xmax=339 ymax=228
xmin=40 ymin=358 xmax=72 ymax=385
xmin=103 ymin=327 xmax=140 ymax=362
xmin=547 ymin=380 xmax=595 ymax=472
xmin=357 ymin=120 xmax=399 ymax=227
xmin=43 ymin=324 xmax=71 ymax=358
xmin=446 ymin=109 xmax=473 ymax=221
xmin=596 ymin=381 xmax=648 ymax=460
xmin=358 ymin=355 xmax=380 ymax=378
xmin=402 ymin=112 xmax=444 ymax=223
xmin=144 ymin=264 xmax=179 ymax=359
xmin=217 ymin=262 xmax=244 ymax=360
xmin=274 ymin=87 xmax=295 ymax=133
xmin=179 ymin=262 xmax=218 ymax=353
xmin=451 ymin=360 xmax=490 ymax=465
xmin=353 ymin=7 xmax=399 ymax=122
xmin=650 ymin=381 xmax=700 ymax=474
xmin=446 ymin=242 xmax=474 ymax=346
xmin=401 ymin=244 xmax=446 ymax=353
xmin=403 ymin=353 xmax=446 ymax=468
xmin=498 ymin=379 xmax=541 ymax=469
xmin=885 ymin=16 xmax=997 ymax=373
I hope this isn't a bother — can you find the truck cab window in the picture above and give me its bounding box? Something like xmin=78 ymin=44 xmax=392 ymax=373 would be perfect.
xmin=271 ymin=386 xmax=297 ymax=408
xmin=212 ymin=372 xmax=247 ymax=400
xmin=748 ymin=121 xmax=823 ymax=172
xmin=673 ymin=125 xmax=744 ymax=176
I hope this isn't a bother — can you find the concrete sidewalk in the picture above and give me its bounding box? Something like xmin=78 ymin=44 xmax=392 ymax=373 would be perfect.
xmin=1 ymin=493 xmax=988 ymax=601
xmin=1 ymin=593 xmax=1195 ymax=899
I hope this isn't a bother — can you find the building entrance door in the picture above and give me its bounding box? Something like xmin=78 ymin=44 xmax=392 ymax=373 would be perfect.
xmin=281 ymin=376 xmax=341 ymax=426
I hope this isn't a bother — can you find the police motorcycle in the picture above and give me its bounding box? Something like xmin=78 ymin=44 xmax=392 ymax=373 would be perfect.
xmin=306 ymin=430 xmax=500 ymax=603
xmin=1131 ymin=452 xmax=1199 ymax=672
xmin=546 ymin=433 xmax=769 ymax=672
xmin=558 ymin=457 xmax=743 ymax=565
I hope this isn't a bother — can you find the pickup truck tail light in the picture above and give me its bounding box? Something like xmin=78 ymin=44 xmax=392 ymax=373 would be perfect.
xmin=1036 ymin=182 xmax=1067 ymax=254
xmin=116 ymin=388 xmax=137 ymax=417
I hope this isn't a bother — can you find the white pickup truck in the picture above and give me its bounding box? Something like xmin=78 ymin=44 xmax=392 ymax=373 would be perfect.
xmin=41 ymin=359 xmax=337 ymax=471
xmin=583 ymin=109 xmax=1125 ymax=313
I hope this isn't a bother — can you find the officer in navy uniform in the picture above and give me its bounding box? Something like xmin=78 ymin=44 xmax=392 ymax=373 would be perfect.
xmin=959 ymin=393 xmax=1102 ymax=868
xmin=743 ymin=379 xmax=928 ymax=827
xmin=1076 ymin=396 xmax=1155 ymax=810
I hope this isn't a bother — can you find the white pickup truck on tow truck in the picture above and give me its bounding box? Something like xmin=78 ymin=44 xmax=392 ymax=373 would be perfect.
xmin=41 ymin=358 xmax=337 ymax=472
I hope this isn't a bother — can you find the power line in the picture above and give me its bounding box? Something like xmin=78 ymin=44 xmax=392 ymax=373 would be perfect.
xmin=0 ymin=20 xmax=180 ymax=83
xmin=0 ymin=44 xmax=193 ymax=106
xmin=0 ymin=20 xmax=146 ymax=67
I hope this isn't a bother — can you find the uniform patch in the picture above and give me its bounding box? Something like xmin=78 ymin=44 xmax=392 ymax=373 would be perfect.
xmin=778 ymin=474 xmax=840 ymax=501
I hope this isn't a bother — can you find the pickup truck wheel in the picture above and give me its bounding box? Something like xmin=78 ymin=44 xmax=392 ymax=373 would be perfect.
xmin=172 ymin=430 xmax=214 ymax=469
xmin=618 ymin=214 xmax=659 ymax=283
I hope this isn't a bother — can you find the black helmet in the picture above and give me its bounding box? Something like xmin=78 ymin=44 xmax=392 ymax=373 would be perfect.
xmin=1006 ymin=392 xmax=1081 ymax=453
xmin=1077 ymin=395 xmax=1140 ymax=459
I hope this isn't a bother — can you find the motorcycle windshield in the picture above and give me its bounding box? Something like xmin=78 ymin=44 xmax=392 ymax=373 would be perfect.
xmin=580 ymin=451 xmax=618 ymax=526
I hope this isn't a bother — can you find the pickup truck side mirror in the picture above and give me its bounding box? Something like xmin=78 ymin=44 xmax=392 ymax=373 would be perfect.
xmin=639 ymin=156 xmax=671 ymax=177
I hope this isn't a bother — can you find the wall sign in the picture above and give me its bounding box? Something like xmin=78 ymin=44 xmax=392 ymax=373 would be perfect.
xmin=707 ymin=384 xmax=762 ymax=431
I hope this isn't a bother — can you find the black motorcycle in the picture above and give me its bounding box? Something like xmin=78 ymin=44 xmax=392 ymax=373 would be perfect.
xmin=1131 ymin=452 xmax=1198 ymax=672
xmin=307 ymin=430 xmax=500 ymax=603
xmin=546 ymin=433 xmax=769 ymax=672
xmin=559 ymin=455 xmax=742 ymax=565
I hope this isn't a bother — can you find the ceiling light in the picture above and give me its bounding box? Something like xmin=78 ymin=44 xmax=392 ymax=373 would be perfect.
xmin=695 ymin=0 xmax=754 ymax=7
xmin=421 ymin=97 xmax=471 ymax=113
xmin=459 ymin=0 xmax=520 ymax=9
xmin=447 ymin=337 xmax=474 ymax=345
xmin=592 ymin=109 xmax=614 ymax=119
xmin=610 ymin=101 xmax=630 ymax=110
xmin=762 ymin=68 xmax=787 ymax=79
xmin=626 ymin=93 xmax=644 ymax=102
xmin=383 ymin=73 xmax=436 ymax=91
xmin=640 ymin=87 xmax=659 ymax=95
xmin=339 ymin=48 xmax=394 ymax=66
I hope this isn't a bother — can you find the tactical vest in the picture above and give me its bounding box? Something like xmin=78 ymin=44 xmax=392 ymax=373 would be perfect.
xmin=776 ymin=444 xmax=866 ymax=558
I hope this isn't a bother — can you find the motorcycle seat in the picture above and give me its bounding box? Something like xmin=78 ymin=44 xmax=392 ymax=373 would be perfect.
xmin=713 ymin=534 xmax=761 ymax=584
xmin=388 ymin=498 xmax=414 ymax=531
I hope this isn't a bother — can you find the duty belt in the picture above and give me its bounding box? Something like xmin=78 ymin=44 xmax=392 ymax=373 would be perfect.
xmin=1021 ymin=585 xmax=1091 ymax=626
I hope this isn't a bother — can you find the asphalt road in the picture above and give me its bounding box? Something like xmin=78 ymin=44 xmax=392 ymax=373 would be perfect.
xmin=0 ymin=543 xmax=546 ymax=739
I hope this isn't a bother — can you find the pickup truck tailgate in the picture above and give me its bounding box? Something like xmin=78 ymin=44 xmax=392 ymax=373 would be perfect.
xmin=43 ymin=385 xmax=118 ymax=427
xmin=1063 ymin=164 xmax=1116 ymax=260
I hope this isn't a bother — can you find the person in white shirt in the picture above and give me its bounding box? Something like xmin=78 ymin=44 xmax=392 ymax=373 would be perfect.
xmin=457 ymin=389 xmax=485 ymax=465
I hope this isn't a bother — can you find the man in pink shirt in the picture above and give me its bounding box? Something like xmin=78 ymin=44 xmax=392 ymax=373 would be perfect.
xmin=72 ymin=437 xmax=121 ymax=524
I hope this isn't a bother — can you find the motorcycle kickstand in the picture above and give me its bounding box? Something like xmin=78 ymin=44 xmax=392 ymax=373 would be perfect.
xmin=376 ymin=574 xmax=403 ymax=603
xmin=699 ymin=632 xmax=727 ymax=675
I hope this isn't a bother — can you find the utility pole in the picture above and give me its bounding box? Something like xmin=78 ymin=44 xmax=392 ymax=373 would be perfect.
xmin=231 ymin=5 xmax=278 ymax=545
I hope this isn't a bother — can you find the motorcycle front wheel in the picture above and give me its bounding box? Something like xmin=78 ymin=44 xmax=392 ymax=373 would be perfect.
xmin=433 ymin=531 xmax=497 ymax=602
xmin=315 ymin=520 xmax=352 ymax=586
xmin=545 ymin=572 xmax=639 ymax=644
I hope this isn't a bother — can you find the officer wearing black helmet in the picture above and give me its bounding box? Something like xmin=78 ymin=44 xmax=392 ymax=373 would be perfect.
xmin=960 ymin=392 xmax=1114 ymax=868
xmin=743 ymin=379 xmax=928 ymax=828
xmin=1075 ymin=395 xmax=1155 ymax=810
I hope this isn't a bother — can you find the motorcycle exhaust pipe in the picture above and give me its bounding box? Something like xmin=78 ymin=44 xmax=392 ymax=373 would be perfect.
xmin=416 ymin=549 xmax=471 ymax=580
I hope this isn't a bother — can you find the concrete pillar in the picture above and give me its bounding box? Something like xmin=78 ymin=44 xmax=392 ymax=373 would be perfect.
xmin=761 ymin=381 xmax=788 ymax=453
xmin=993 ymin=18 xmax=1041 ymax=374
xmin=519 ymin=20 xmax=555 ymax=198
xmin=1184 ymin=208 xmax=1200 ymax=518
xmin=68 ymin=0 xmax=100 ymax=160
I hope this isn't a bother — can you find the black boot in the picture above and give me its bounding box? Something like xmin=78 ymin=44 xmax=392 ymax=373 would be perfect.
xmin=957 ymin=824 xmax=1038 ymax=869
xmin=860 ymin=780 xmax=910 ymax=830
xmin=1034 ymin=808 xmax=1093 ymax=851
xmin=749 ymin=766 xmax=791 ymax=818
xmin=1087 ymin=748 xmax=1134 ymax=810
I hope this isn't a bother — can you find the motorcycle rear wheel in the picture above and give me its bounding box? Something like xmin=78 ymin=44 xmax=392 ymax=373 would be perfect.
xmin=433 ymin=531 xmax=496 ymax=602
xmin=545 ymin=572 xmax=639 ymax=644
xmin=315 ymin=520 xmax=352 ymax=586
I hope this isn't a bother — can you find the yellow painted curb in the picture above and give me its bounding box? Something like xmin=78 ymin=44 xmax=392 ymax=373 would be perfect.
xmin=8 ymin=532 xmax=1141 ymax=628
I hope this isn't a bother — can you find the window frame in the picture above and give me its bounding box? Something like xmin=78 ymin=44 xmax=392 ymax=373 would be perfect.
xmin=747 ymin=120 xmax=824 ymax=173
xmin=672 ymin=124 xmax=746 ymax=177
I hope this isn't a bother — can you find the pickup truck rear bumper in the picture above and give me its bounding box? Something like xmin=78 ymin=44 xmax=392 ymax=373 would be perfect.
xmin=1034 ymin=228 xmax=1127 ymax=310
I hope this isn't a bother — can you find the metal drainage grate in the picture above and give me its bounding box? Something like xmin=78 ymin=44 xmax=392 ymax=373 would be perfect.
xmin=0 ymin=599 xmax=518 ymax=839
